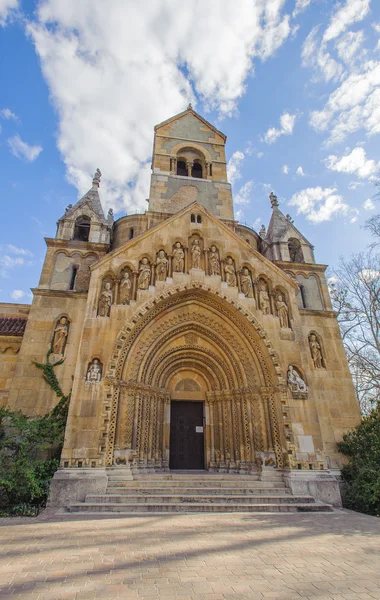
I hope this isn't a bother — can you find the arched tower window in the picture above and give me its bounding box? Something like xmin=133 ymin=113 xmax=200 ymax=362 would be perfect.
xmin=191 ymin=214 xmax=196 ymax=223
xmin=288 ymin=238 xmax=304 ymax=263
xmin=73 ymin=216 xmax=91 ymax=242
xmin=129 ymin=227 xmax=134 ymax=240
xmin=176 ymin=160 xmax=188 ymax=176
xmin=192 ymin=161 xmax=203 ymax=178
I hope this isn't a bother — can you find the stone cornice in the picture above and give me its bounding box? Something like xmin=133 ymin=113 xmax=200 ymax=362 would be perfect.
xmin=44 ymin=237 xmax=110 ymax=252
xmin=299 ymin=308 xmax=337 ymax=318
xmin=274 ymin=260 xmax=327 ymax=273
xmin=31 ymin=288 xmax=88 ymax=299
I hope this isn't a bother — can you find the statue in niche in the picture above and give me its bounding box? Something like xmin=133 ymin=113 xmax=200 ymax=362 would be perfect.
xmin=258 ymin=281 xmax=270 ymax=315
xmin=209 ymin=245 xmax=220 ymax=276
xmin=225 ymin=257 xmax=237 ymax=287
xmin=172 ymin=242 xmax=185 ymax=273
xmin=120 ymin=270 xmax=132 ymax=305
xmin=98 ymin=281 xmax=113 ymax=317
xmin=86 ymin=358 xmax=102 ymax=383
xmin=275 ymin=294 xmax=289 ymax=328
xmin=52 ymin=316 xmax=69 ymax=355
xmin=288 ymin=238 xmax=304 ymax=263
xmin=190 ymin=239 xmax=201 ymax=269
xmin=156 ymin=250 xmax=168 ymax=281
xmin=309 ymin=333 xmax=324 ymax=368
xmin=287 ymin=366 xmax=308 ymax=393
xmin=240 ymin=267 xmax=253 ymax=298
xmin=138 ymin=258 xmax=151 ymax=290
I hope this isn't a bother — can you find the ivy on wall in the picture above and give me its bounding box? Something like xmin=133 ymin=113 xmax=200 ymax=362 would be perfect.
xmin=0 ymin=350 xmax=70 ymax=516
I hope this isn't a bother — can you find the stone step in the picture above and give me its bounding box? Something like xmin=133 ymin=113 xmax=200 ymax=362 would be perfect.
xmin=106 ymin=479 xmax=285 ymax=488
xmin=131 ymin=473 xmax=261 ymax=481
xmin=105 ymin=486 xmax=290 ymax=496
xmin=69 ymin=501 xmax=333 ymax=514
xmin=87 ymin=494 xmax=312 ymax=504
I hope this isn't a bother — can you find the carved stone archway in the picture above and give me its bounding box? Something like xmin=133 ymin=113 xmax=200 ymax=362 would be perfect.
xmin=102 ymin=283 xmax=288 ymax=472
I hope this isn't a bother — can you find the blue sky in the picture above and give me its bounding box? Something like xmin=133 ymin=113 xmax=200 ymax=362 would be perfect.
xmin=0 ymin=0 xmax=379 ymax=303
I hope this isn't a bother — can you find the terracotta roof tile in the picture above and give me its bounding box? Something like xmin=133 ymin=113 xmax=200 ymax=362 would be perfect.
xmin=0 ymin=317 xmax=27 ymax=336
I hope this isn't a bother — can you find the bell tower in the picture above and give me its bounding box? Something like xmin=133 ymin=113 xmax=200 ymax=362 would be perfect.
xmin=148 ymin=104 xmax=234 ymax=221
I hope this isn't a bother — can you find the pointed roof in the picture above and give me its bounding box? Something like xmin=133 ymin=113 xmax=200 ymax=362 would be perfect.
xmin=266 ymin=193 xmax=311 ymax=246
xmin=154 ymin=104 xmax=226 ymax=141
xmin=59 ymin=169 xmax=107 ymax=222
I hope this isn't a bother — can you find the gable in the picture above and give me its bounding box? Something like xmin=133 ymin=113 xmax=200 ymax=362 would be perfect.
xmin=155 ymin=109 xmax=226 ymax=144
xmin=92 ymin=203 xmax=297 ymax=291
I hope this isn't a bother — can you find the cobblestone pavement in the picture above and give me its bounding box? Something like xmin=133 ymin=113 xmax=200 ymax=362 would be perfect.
xmin=0 ymin=509 xmax=379 ymax=599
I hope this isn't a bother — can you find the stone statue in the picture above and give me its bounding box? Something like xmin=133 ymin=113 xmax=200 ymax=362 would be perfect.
xmin=309 ymin=333 xmax=323 ymax=368
xmin=52 ymin=316 xmax=69 ymax=355
xmin=190 ymin=239 xmax=201 ymax=269
xmin=93 ymin=168 xmax=102 ymax=184
xmin=209 ymin=246 xmax=220 ymax=276
xmin=288 ymin=239 xmax=303 ymax=262
xmin=120 ymin=270 xmax=132 ymax=305
xmin=224 ymin=257 xmax=237 ymax=287
xmin=156 ymin=250 xmax=168 ymax=281
xmin=287 ymin=366 xmax=308 ymax=393
xmin=172 ymin=242 xmax=185 ymax=273
xmin=275 ymin=294 xmax=289 ymax=328
xmin=259 ymin=224 xmax=266 ymax=237
xmin=98 ymin=281 xmax=113 ymax=317
xmin=286 ymin=214 xmax=294 ymax=224
xmin=86 ymin=358 xmax=102 ymax=383
xmin=65 ymin=204 xmax=72 ymax=214
xmin=258 ymin=282 xmax=270 ymax=314
xmin=138 ymin=258 xmax=151 ymax=290
xmin=240 ymin=267 xmax=253 ymax=298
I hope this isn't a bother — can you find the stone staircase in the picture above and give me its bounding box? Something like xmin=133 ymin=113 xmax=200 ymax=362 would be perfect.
xmin=68 ymin=468 xmax=333 ymax=514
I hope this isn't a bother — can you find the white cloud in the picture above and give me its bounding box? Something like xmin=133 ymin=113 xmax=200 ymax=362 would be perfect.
xmin=302 ymin=26 xmax=343 ymax=82
xmin=309 ymin=60 xmax=380 ymax=143
xmin=257 ymin=151 xmax=264 ymax=159
xmin=0 ymin=0 xmax=18 ymax=26
xmin=8 ymin=135 xmax=42 ymax=161
xmin=323 ymin=0 xmax=370 ymax=43
xmin=363 ymin=198 xmax=376 ymax=210
xmin=296 ymin=166 xmax=305 ymax=176
xmin=10 ymin=289 xmax=27 ymax=300
xmin=325 ymin=147 xmax=380 ymax=179
xmin=0 ymin=107 xmax=19 ymax=121
xmin=288 ymin=186 xmax=351 ymax=223
xmin=335 ymin=30 xmax=366 ymax=65
xmin=26 ymin=1 xmax=293 ymax=213
xmin=292 ymin=0 xmax=313 ymax=18
xmin=263 ymin=111 xmax=297 ymax=144
xmin=282 ymin=164 xmax=289 ymax=174
xmin=0 ymin=245 xmax=33 ymax=277
xmin=348 ymin=180 xmax=364 ymax=189
xmin=234 ymin=180 xmax=254 ymax=205
xmin=227 ymin=151 xmax=245 ymax=185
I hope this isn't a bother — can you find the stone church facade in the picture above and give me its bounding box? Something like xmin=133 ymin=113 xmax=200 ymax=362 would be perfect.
xmin=0 ymin=106 xmax=361 ymax=507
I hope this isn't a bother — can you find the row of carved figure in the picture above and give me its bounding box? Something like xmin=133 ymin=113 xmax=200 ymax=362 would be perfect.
xmin=97 ymin=241 xmax=291 ymax=327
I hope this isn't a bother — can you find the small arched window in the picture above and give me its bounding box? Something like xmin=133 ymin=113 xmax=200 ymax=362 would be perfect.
xmin=299 ymin=284 xmax=307 ymax=308
xmin=129 ymin=227 xmax=134 ymax=240
xmin=192 ymin=162 xmax=203 ymax=178
xmin=191 ymin=214 xmax=196 ymax=223
xmin=288 ymin=238 xmax=304 ymax=263
xmin=69 ymin=265 xmax=78 ymax=291
xmin=73 ymin=216 xmax=91 ymax=242
xmin=197 ymin=215 xmax=202 ymax=224
xmin=177 ymin=160 xmax=188 ymax=176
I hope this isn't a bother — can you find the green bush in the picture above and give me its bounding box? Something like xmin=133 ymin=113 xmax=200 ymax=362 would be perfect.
xmin=338 ymin=404 xmax=380 ymax=516
xmin=0 ymin=351 xmax=70 ymax=516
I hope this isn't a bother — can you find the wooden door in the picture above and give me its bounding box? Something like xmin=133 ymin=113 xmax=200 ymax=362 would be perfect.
xmin=169 ymin=401 xmax=205 ymax=470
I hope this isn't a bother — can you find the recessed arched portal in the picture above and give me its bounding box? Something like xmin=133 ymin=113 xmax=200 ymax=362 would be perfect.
xmin=104 ymin=284 xmax=287 ymax=473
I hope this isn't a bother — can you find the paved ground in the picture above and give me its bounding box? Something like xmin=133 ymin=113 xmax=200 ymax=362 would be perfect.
xmin=0 ymin=509 xmax=379 ymax=599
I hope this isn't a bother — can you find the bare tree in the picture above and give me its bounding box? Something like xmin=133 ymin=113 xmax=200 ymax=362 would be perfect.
xmin=330 ymin=248 xmax=380 ymax=414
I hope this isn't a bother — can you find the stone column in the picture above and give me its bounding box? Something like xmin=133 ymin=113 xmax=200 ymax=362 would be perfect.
xmin=204 ymin=161 xmax=209 ymax=180
xmin=132 ymin=270 xmax=138 ymax=301
xmin=186 ymin=160 xmax=193 ymax=177
xmin=184 ymin=247 xmax=189 ymax=273
xmin=204 ymin=249 xmax=209 ymax=275
xmin=113 ymin=280 xmax=119 ymax=305
xmin=105 ymin=384 xmax=121 ymax=467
